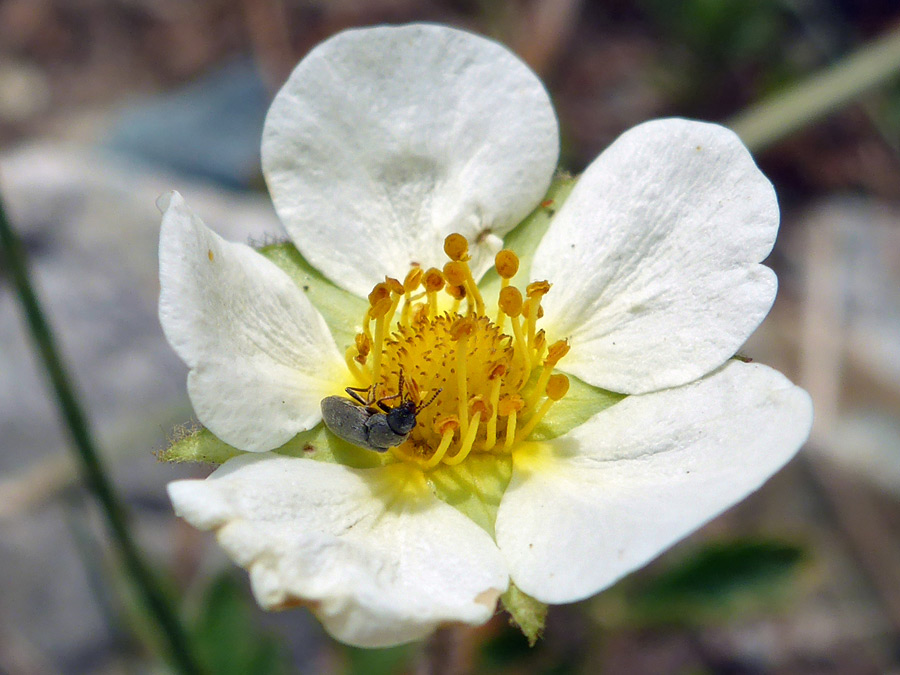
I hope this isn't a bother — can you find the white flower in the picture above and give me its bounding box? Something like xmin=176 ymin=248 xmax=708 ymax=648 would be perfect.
xmin=159 ymin=24 xmax=813 ymax=648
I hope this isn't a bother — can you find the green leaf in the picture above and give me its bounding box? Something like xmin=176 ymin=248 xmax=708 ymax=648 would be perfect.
xmin=501 ymin=583 xmax=547 ymax=646
xmin=604 ymin=538 xmax=809 ymax=627
xmin=427 ymin=453 xmax=512 ymax=537
xmin=258 ymin=242 xmax=365 ymax=350
xmin=192 ymin=573 xmax=290 ymax=675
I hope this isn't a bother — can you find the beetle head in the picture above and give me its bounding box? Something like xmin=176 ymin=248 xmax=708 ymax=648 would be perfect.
xmin=386 ymin=400 xmax=418 ymax=435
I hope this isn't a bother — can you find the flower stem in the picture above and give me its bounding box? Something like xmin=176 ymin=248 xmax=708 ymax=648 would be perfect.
xmin=0 ymin=189 xmax=204 ymax=674
xmin=730 ymin=26 xmax=900 ymax=152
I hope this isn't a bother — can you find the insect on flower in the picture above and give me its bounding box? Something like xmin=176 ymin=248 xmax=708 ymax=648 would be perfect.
xmin=320 ymin=374 xmax=441 ymax=452
xmin=159 ymin=23 xmax=814 ymax=649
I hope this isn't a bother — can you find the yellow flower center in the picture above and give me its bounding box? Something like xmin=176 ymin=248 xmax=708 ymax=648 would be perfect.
xmin=343 ymin=233 xmax=569 ymax=469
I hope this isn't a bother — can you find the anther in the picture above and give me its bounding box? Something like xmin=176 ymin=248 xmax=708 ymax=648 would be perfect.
xmin=443 ymin=233 xmax=470 ymax=262
xmin=355 ymin=333 xmax=371 ymax=358
xmin=545 ymin=339 xmax=570 ymax=365
xmin=526 ymin=280 xmax=551 ymax=298
xmin=517 ymin=374 xmax=569 ymax=442
xmin=495 ymin=250 xmax=519 ymax=279
xmin=368 ymin=282 xmax=390 ymax=307
xmin=403 ymin=267 xmax=424 ymax=293
xmin=443 ymin=261 xmax=467 ymax=287
xmin=369 ymin=297 xmax=392 ymax=319
xmin=423 ymin=268 xmax=445 ymax=292
xmin=498 ymin=287 xmax=523 ymax=317
xmin=500 ymin=395 xmax=524 ymax=450
xmin=385 ymin=276 xmax=405 ymax=296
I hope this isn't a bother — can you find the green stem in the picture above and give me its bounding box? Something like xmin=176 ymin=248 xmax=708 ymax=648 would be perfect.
xmin=729 ymin=27 xmax=900 ymax=152
xmin=0 ymin=188 xmax=204 ymax=674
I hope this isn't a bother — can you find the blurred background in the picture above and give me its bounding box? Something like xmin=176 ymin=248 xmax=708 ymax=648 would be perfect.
xmin=1 ymin=1 xmax=900 ymax=673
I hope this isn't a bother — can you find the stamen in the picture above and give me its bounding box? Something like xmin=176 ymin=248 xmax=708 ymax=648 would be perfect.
xmin=446 ymin=283 xmax=466 ymax=314
xmin=525 ymin=339 xmax=570 ymax=408
xmin=369 ymin=295 xmax=396 ymax=383
xmin=423 ymin=267 xmax=444 ymax=314
xmin=499 ymin=287 xmax=531 ymax=382
xmin=401 ymin=267 xmax=423 ymax=325
xmin=444 ymin=409 xmax=482 ymax=466
xmin=443 ymin=233 xmax=470 ymax=262
xmin=450 ymin=317 xmax=474 ymax=436
xmin=494 ymin=250 xmax=519 ymax=331
xmin=525 ymin=281 xmax=551 ymax=349
xmin=482 ymin=364 xmax=505 ymax=451
xmin=344 ymin=346 xmax=368 ymax=384
xmin=422 ymin=418 xmax=459 ymax=469
xmin=347 ymin=231 xmax=568 ymax=471
xmin=516 ymin=374 xmax=569 ymax=442
xmin=499 ymin=395 xmax=524 ymax=450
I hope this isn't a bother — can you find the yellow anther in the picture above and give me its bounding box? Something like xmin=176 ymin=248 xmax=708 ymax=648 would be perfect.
xmin=449 ymin=316 xmax=475 ymax=341
xmin=498 ymin=286 xmax=523 ymax=317
xmin=446 ymin=284 xmax=466 ymax=300
xmin=368 ymin=282 xmax=390 ymax=307
xmin=443 ymin=233 xmax=469 ymax=261
xmin=434 ymin=415 xmax=460 ymax=436
xmin=546 ymin=373 xmax=570 ymax=401
xmin=546 ymin=339 xmax=570 ymax=365
xmin=442 ymin=261 xmax=467 ymax=287
xmin=526 ymin=280 xmax=551 ymax=298
xmin=516 ymin=374 xmax=570 ymax=443
xmin=369 ymin=297 xmax=393 ymax=319
xmin=355 ymin=333 xmax=371 ymax=358
xmin=498 ymin=394 xmax=524 ymax=417
xmin=468 ymin=394 xmax=492 ymax=420
xmin=423 ymin=268 xmax=445 ymax=292
xmin=495 ymin=249 xmax=519 ymax=279
xmin=403 ymin=267 xmax=424 ymax=293
xmin=385 ymin=276 xmax=404 ymax=296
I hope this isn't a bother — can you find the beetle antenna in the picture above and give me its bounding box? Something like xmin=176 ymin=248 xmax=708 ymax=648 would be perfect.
xmin=415 ymin=388 xmax=442 ymax=413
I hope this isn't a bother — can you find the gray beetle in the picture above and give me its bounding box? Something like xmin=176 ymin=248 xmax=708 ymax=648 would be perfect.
xmin=320 ymin=376 xmax=440 ymax=452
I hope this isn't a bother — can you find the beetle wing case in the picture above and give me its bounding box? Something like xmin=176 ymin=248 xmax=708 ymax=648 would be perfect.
xmin=320 ymin=396 xmax=377 ymax=450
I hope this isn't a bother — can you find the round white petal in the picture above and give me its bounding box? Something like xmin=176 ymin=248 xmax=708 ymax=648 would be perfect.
xmin=168 ymin=454 xmax=508 ymax=647
xmin=533 ymin=119 xmax=779 ymax=394
xmin=158 ymin=192 xmax=346 ymax=451
xmin=494 ymin=361 xmax=812 ymax=604
xmin=262 ymin=24 xmax=559 ymax=296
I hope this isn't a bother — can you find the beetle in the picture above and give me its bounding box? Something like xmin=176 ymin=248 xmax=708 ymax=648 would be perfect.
xmin=320 ymin=375 xmax=440 ymax=452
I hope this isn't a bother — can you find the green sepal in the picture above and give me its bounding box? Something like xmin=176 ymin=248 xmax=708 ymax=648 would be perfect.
xmin=427 ymin=453 xmax=512 ymax=538
xmin=501 ymin=583 xmax=548 ymax=646
xmin=258 ymin=242 xmax=366 ymax=350
xmin=159 ymin=424 xmax=244 ymax=464
xmin=160 ymin=422 xmax=394 ymax=469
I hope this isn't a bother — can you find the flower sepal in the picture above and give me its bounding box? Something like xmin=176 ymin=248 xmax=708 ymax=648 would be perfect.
xmin=501 ymin=582 xmax=548 ymax=646
xmin=160 ymin=422 xmax=393 ymax=470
